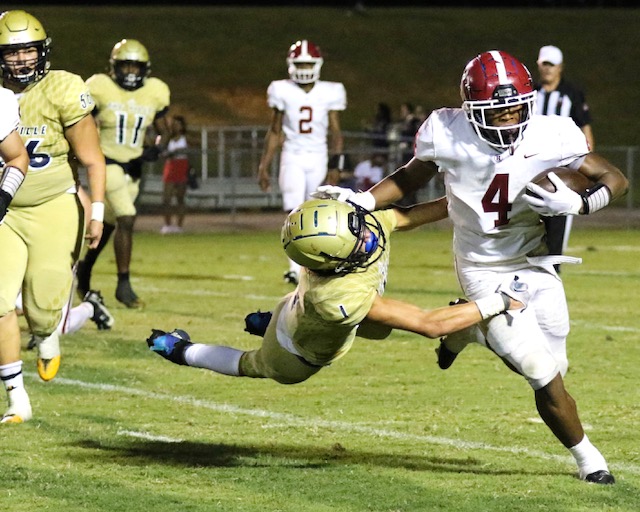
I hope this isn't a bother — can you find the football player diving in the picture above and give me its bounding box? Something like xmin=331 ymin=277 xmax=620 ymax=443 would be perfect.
xmin=147 ymin=197 xmax=526 ymax=387
xmin=316 ymin=50 xmax=628 ymax=484
xmin=76 ymin=38 xmax=171 ymax=309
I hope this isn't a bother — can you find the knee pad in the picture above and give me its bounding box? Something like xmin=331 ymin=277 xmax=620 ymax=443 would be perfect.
xmin=511 ymin=349 xmax=560 ymax=390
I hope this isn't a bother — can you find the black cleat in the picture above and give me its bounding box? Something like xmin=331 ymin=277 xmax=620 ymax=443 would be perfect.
xmin=585 ymin=470 xmax=615 ymax=485
xmin=283 ymin=271 xmax=299 ymax=285
xmin=116 ymin=280 xmax=145 ymax=309
xmin=436 ymin=339 xmax=459 ymax=370
xmin=84 ymin=290 xmax=115 ymax=330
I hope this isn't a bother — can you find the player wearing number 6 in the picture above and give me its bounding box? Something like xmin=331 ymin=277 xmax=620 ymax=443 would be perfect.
xmin=316 ymin=50 xmax=628 ymax=484
xmin=77 ymin=38 xmax=170 ymax=309
xmin=0 ymin=10 xmax=106 ymax=422
xmin=257 ymin=40 xmax=346 ymax=285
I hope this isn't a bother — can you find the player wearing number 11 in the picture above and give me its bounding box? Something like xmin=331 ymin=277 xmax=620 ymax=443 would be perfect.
xmin=257 ymin=40 xmax=346 ymax=285
xmin=77 ymin=38 xmax=170 ymax=309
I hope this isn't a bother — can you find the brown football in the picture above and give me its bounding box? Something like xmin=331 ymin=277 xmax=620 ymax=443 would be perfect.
xmin=526 ymin=167 xmax=595 ymax=198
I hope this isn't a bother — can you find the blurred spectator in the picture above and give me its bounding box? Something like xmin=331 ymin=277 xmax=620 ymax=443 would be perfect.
xmin=161 ymin=115 xmax=190 ymax=235
xmin=398 ymin=102 xmax=421 ymax=164
xmin=364 ymin=102 xmax=392 ymax=148
xmin=354 ymin=152 xmax=387 ymax=191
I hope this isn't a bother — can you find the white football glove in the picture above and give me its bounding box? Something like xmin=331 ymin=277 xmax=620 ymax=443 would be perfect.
xmin=496 ymin=275 xmax=529 ymax=311
xmin=523 ymin=172 xmax=583 ymax=216
xmin=312 ymin=185 xmax=376 ymax=211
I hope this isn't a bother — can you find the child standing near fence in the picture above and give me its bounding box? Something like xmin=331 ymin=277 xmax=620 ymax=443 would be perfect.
xmin=161 ymin=115 xmax=190 ymax=234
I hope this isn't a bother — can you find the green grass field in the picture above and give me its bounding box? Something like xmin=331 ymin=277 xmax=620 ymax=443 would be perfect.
xmin=4 ymin=224 xmax=639 ymax=511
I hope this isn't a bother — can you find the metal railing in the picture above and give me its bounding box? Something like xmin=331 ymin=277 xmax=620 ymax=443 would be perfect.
xmin=139 ymin=125 xmax=640 ymax=210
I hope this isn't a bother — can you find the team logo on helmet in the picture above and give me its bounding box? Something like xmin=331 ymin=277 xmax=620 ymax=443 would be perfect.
xmin=281 ymin=199 xmax=385 ymax=274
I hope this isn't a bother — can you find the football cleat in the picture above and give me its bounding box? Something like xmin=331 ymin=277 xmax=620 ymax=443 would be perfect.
xmin=26 ymin=334 xmax=37 ymax=351
xmin=116 ymin=280 xmax=145 ymax=309
xmin=84 ymin=290 xmax=115 ymax=330
xmin=36 ymin=332 xmax=61 ymax=381
xmin=147 ymin=328 xmax=192 ymax=365
xmin=1 ymin=388 xmax=32 ymax=424
xmin=283 ymin=271 xmax=299 ymax=285
xmin=435 ymin=339 xmax=459 ymax=370
xmin=584 ymin=470 xmax=615 ymax=485
xmin=244 ymin=310 xmax=272 ymax=337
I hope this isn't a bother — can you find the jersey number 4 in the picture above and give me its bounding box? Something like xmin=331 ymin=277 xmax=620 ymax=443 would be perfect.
xmin=481 ymin=173 xmax=512 ymax=227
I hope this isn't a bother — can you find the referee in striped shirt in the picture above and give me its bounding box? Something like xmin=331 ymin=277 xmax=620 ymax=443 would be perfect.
xmin=535 ymin=45 xmax=594 ymax=271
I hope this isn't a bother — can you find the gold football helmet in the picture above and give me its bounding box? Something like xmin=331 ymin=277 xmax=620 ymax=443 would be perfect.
xmin=0 ymin=10 xmax=51 ymax=86
xmin=281 ymin=199 xmax=385 ymax=274
xmin=109 ymin=38 xmax=150 ymax=90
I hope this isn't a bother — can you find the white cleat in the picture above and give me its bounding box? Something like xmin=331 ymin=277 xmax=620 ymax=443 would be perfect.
xmin=36 ymin=331 xmax=61 ymax=381
xmin=1 ymin=388 xmax=32 ymax=424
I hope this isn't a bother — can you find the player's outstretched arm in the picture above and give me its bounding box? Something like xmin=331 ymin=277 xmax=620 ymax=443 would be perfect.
xmin=394 ymin=196 xmax=448 ymax=230
xmin=366 ymin=292 xmax=522 ymax=340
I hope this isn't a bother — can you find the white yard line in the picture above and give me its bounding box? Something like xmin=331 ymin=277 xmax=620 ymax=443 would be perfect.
xmin=32 ymin=374 xmax=640 ymax=476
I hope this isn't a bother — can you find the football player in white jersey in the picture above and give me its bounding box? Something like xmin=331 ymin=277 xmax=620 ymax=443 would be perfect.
xmin=146 ymin=198 xmax=525 ymax=388
xmin=257 ymin=40 xmax=347 ymax=285
xmin=316 ymin=50 xmax=628 ymax=484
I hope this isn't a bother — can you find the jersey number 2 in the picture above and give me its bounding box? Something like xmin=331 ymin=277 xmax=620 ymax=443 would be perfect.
xmin=481 ymin=173 xmax=512 ymax=227
xmin=299 ymin=106 xmax=312 ymax=134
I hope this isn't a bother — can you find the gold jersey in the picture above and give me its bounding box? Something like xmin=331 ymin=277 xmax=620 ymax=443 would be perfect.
xmin=86 ymin=73 xmax=170 ymax=163
xmin=283 ymin=209 xmax=397 ymax=366
xmin=8 ymin=70 xmax=94 ymax=207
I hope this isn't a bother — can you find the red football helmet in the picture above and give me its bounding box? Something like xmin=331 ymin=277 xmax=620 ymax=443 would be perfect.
xmin=287 ymin=40 xmax=323 ymax=84
xmin=460 ymin=50 xmax=536 ymax=150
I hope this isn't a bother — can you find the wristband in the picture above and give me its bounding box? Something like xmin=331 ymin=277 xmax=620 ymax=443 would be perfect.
xmin=90 ymin=201 xmax=105 ymax=222
xmin=0 ymin=165 xmax=25 ymax=198
xmin=475 ymin=293 xmax=510 ymax=320
xmin=354 ymin=191 xmax=376 ymax=212
xmin=581 ymin=183 xmax=611 ymax=215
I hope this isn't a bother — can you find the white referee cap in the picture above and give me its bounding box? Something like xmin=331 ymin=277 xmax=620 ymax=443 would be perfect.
xmin=537 ymin=45 xmax=563 ymax=65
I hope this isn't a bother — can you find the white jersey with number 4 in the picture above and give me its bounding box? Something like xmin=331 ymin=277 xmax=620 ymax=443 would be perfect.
xmin=267 ymin=79 xmax=346 ymax=153
xmin=414 ymin=109 xmax=589 ymax=266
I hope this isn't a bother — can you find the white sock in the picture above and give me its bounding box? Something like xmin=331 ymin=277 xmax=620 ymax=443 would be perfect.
xmin=0 ymin=361 xmax=24 ymax=391
xmin=61 ymin=302 xmax=93 ymax=335
xmin=569 ymin=434 xmax=609 ymax=479
xmin=184 ymin=343 xmax=243 ymax=376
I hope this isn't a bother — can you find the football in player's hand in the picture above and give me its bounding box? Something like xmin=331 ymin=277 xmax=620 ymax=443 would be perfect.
xmin=526 ymin=167 xmax=595 ymax=198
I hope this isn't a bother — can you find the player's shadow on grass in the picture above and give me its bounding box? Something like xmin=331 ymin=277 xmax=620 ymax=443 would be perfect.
xmin=73 ymin=438 xmax=563 ymax=478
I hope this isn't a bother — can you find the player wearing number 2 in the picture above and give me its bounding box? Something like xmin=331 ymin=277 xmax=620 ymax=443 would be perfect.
xmin=77 ymin=38 xmax=170 ymax=309
xmin=317 ymin=50 xmax=628 ymax=484
xmin=0 ymin=10 xmax=106 ymax=422
xmin=257 ymin=40 xmax=346 ymax=285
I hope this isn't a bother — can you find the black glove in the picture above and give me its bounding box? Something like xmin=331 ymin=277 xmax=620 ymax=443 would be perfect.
xmin=0 ymin=189 xmax=11 ymax=223
xmin=141 ymin=145 xmax=162 ymax=162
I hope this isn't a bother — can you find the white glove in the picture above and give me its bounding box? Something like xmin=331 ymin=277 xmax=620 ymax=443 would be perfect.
xmin=523 ymin=172 xmax=583 ymax=216
xmin=496 ymin=275 xmax=529 ymax=310
xmin=312 ymin=186 xmax=376 ymax=211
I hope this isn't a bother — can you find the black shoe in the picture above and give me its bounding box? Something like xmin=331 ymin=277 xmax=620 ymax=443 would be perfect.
xmin=244 ymin=311 xmax=272 ymax=337
xmin=585 ymin=470 xmax=615 ymax=485
xmin=283 ymin=271 xmax=298 ymax=285
xmin=146 ymin=329 xmax=192 ymax=365
xmin=116 ymin=280 xmax=145 ymax=309
xmin=84 ymin=290 xmax=115 ymax=330
xmin=436 ymin=339 xmax=459 ymax=370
